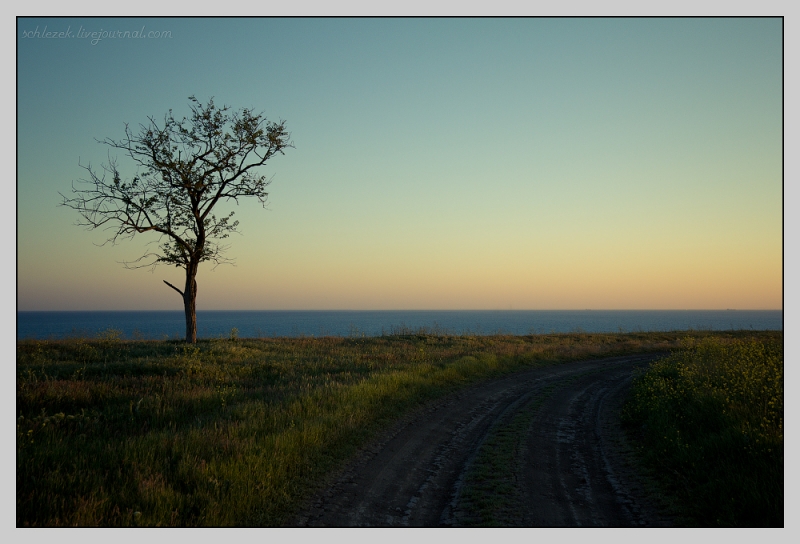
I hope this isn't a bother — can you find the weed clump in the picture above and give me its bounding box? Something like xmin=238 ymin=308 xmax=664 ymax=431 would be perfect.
xmin=622 ymin=336 xmax=783 ymax=527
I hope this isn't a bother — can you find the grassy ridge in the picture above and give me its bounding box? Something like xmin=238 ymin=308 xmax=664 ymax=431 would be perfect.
xmin=17 ymin=330 xmax=771 ymax=526
xmin=622 ymin=334 xmax=783 ymax=526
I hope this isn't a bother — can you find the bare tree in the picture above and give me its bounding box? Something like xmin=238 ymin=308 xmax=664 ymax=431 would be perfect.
xmin=61 ymin=96 xmax=292 ymax=343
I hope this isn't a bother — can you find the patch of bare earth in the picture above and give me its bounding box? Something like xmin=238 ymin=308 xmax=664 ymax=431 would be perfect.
xmin=292 ymin=354 xmax=674 ymax=527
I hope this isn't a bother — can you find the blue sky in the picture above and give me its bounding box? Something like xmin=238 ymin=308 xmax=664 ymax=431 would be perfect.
xmin=16 ymin=17 xmax=783 ymax=310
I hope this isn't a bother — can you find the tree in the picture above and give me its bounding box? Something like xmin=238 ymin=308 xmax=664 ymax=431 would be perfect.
xmin=61 ymin=96 xmax=292 ymax=343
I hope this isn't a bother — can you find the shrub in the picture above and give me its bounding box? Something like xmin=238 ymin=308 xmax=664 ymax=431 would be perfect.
xmin=623 ymin=337 xmax=783 ymax=526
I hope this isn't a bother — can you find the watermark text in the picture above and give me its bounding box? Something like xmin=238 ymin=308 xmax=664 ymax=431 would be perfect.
xmin=20 ymin=25 xmax=172 ymax=46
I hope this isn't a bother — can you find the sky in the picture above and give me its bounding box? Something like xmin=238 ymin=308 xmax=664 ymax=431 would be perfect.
xmin=16 ymin=16 xmax=784 ymax=311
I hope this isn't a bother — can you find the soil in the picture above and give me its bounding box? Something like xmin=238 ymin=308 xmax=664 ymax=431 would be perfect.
xmin=292 ymin=353 xmax=674 ymax=527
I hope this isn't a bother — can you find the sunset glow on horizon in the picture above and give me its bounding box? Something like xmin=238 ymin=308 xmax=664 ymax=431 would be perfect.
xmin=17 ymin=17 xmax=783 ymax=311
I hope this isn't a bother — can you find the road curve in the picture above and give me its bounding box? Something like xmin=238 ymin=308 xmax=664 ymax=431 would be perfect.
xmin=293 ymin=354 xmax=672 ymax=527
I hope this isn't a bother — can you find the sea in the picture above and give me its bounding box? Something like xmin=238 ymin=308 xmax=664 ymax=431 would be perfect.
xmin=16 ymin=310 xmax=783 ymax=341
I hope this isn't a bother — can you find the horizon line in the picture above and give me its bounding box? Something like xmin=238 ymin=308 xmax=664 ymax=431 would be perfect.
xmin=16 ymin=308 xmax=784 ymax=312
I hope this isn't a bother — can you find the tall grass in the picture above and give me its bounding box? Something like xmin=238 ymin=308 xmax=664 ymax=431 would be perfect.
xmin=622 ymin=335 xmax=783 ymax=526
xmin=17 ymin=330 xmax=772 ymax=526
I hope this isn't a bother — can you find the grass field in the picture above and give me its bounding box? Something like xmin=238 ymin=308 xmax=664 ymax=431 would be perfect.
xmin=622 ymin=334 xmax=783 ymax=526
xmin=17 ymin=329 xmax=779 ymax=526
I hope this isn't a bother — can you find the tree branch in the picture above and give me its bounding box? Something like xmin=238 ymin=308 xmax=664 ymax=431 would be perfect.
xmin=163 ymin=280 xmax=184 ymax=297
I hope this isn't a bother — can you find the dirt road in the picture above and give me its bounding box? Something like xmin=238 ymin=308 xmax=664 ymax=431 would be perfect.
xmin=293 ymin=354 xmax=673 ymax=527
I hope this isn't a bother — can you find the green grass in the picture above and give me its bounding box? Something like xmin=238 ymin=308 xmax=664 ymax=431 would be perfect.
xmin=17 ymin=329 xmax=774 ymax=526
xmin=622 ymin=333 xmax=783 ymax=527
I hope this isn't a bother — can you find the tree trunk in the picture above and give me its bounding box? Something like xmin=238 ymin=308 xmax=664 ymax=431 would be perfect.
xmin=183 ymin=262 xmax=199 ymax=343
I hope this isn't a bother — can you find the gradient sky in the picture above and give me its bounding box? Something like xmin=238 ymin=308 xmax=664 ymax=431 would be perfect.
xmin=16 ymin=17 xmax=783 ymax=311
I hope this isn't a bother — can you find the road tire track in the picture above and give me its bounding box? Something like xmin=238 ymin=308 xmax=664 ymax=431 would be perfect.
xmin=292 ymin=354 xmax=672 ymax=527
